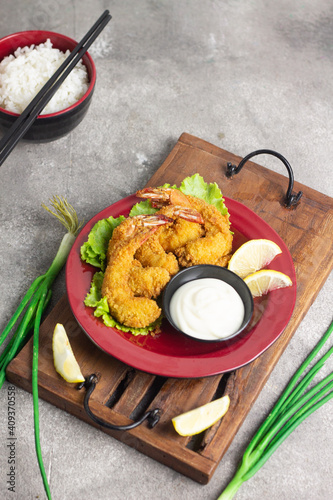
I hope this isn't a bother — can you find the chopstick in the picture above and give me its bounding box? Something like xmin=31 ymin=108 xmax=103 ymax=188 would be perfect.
xmin=0 ymin=10 xmax=112 ymax=167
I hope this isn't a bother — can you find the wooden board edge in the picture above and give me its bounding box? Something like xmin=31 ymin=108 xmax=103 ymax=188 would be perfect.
xmin=176 ymin=133 xmax=333 ymax=205
xmin=6 ymin=364 xmax=219 ymax=484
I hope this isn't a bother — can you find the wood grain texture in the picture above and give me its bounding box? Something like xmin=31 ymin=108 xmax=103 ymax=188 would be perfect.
xmin=6 ymin=133 xmax=333 ymax=484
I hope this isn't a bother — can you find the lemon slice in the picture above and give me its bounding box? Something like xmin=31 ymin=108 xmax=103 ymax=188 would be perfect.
xmin=172 ymin=395 xmax=230 ymax=436
xmin=52 ymin=323 xmax=85 ymax=383
xmin=228 ymin=239 xmax=282 ymax=278
xmin=244 ymin=269 xmax=292 ymax=297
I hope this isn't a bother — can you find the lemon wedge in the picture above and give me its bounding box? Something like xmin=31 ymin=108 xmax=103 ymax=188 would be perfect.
xmin=228 ymin=239 xmax=282 ymax=278
xmin=172 ymin=395 xmax=230 ymax=436
xmin=244 ymin=269 xmax=292 ymax=297
xmin=52 ymin=323 xmax=85 ymax=383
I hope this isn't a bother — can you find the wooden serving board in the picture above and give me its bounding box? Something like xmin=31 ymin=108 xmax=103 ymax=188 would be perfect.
xmin=6 ymin=133 xmax=333 ymax=484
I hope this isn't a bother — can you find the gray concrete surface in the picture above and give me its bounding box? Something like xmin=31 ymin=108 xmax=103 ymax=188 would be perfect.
xmin=0 ymin=1 xmax=332 ymax=499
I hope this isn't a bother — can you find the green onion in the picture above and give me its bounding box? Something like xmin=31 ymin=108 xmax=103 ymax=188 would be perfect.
xmin=0 ymin=196 xmax=83 ymax=500
xmin=218 ymin=319 xmax=333 ymax=500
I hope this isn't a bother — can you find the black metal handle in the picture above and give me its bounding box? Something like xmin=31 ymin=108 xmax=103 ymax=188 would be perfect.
xmin=78 ymin=374 xmax=160 ymax=431
xmin=226 ymin=149 xmax=303 ymax=208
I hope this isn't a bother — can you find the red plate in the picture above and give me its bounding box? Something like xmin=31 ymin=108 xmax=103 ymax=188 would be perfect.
xmin=66 ymin=195 xmax=296 ymax=378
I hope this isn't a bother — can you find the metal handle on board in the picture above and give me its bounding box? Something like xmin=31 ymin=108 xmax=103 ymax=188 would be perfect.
xmin=226 ymin=149 xmax=303 ymax=208
xmin=78 ymin=374 xmax=160 ymax=431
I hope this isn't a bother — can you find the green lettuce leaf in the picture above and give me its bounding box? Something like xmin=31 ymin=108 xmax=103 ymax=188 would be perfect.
xmin=84 ymin=271 xmax=161 ymax=335
xmin=160 ymin=182 xmax=178 ymax=190
xmin=83 ymin=270 xmax=104 ymax=306
xmin=179 ymin=173 xmax=228 ymax=215
xmin=80 ymin=215 xmax=125 ymax=270
xmin=129 ymin=199 xmax=157 ymax=217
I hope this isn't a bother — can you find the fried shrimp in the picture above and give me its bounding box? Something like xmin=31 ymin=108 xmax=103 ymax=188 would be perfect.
xmin=128 ymin=260 xmax=170 ymax=298
xmin=135 ymin=188 xmax=204 ymax=273
xmin=136 ymin=187 xmax=188 ymax=208
xmin=175 ymin=194 xmax=233 ymax=266
xmin=134 ymin=232 xmax=180 ymax=275
xmin=136 ymin=187 xmax=232 ymax=267
xmin=102 ymin=214 xmax=173 ymax=328
xmin=157 ymin=204 xmax=205 ymax=253
xmin=107 ymin=213 xmax=172 ymax=260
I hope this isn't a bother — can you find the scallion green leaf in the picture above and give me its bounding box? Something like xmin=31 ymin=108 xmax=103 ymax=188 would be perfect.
xmin=0 ymin=196 xmax=83 ymax=500
xmin=218 ymin=319 xmax=333 ymax=500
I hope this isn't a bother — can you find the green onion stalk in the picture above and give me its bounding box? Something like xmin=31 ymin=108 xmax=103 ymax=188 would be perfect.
xmin=217 ymin=318 xmax=333 ymax=500
xmin=0 ymin=196 xmax=83 ymax=500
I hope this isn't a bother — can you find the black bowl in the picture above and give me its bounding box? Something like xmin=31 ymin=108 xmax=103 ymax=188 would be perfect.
xmin=163 ymin=265 xmax=254 ymax=342
xmin=0 ymin=30 xmax=96 ymax=142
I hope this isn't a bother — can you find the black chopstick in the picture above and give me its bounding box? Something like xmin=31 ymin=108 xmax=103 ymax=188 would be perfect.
xmin=0 ymin=10 xmax=112 ymax=167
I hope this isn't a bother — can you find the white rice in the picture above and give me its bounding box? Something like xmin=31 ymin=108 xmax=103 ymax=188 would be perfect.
xmin=0 ymin=39 xmax=89 ymax=114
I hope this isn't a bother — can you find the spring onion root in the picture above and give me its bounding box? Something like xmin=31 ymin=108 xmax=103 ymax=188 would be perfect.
xmin=218 ymin=319 xmax=333 ymax=500
xmin=0 ymin=196 xmax=83 ymax=500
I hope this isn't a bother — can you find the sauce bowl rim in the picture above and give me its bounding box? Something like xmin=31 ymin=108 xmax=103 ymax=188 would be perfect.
xmin=162 ymin=264 xmax=254 ymax=343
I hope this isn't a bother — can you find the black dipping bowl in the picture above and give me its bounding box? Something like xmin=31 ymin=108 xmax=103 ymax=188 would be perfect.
xmin=163 ymin=265 xmax=254 ymax=343
xmin=0 ymin=30 xmax=96 ymax=142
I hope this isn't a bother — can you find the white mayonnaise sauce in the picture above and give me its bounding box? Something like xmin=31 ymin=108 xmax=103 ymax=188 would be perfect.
xmin=169 ymin=278 xmax=245 ymax=341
